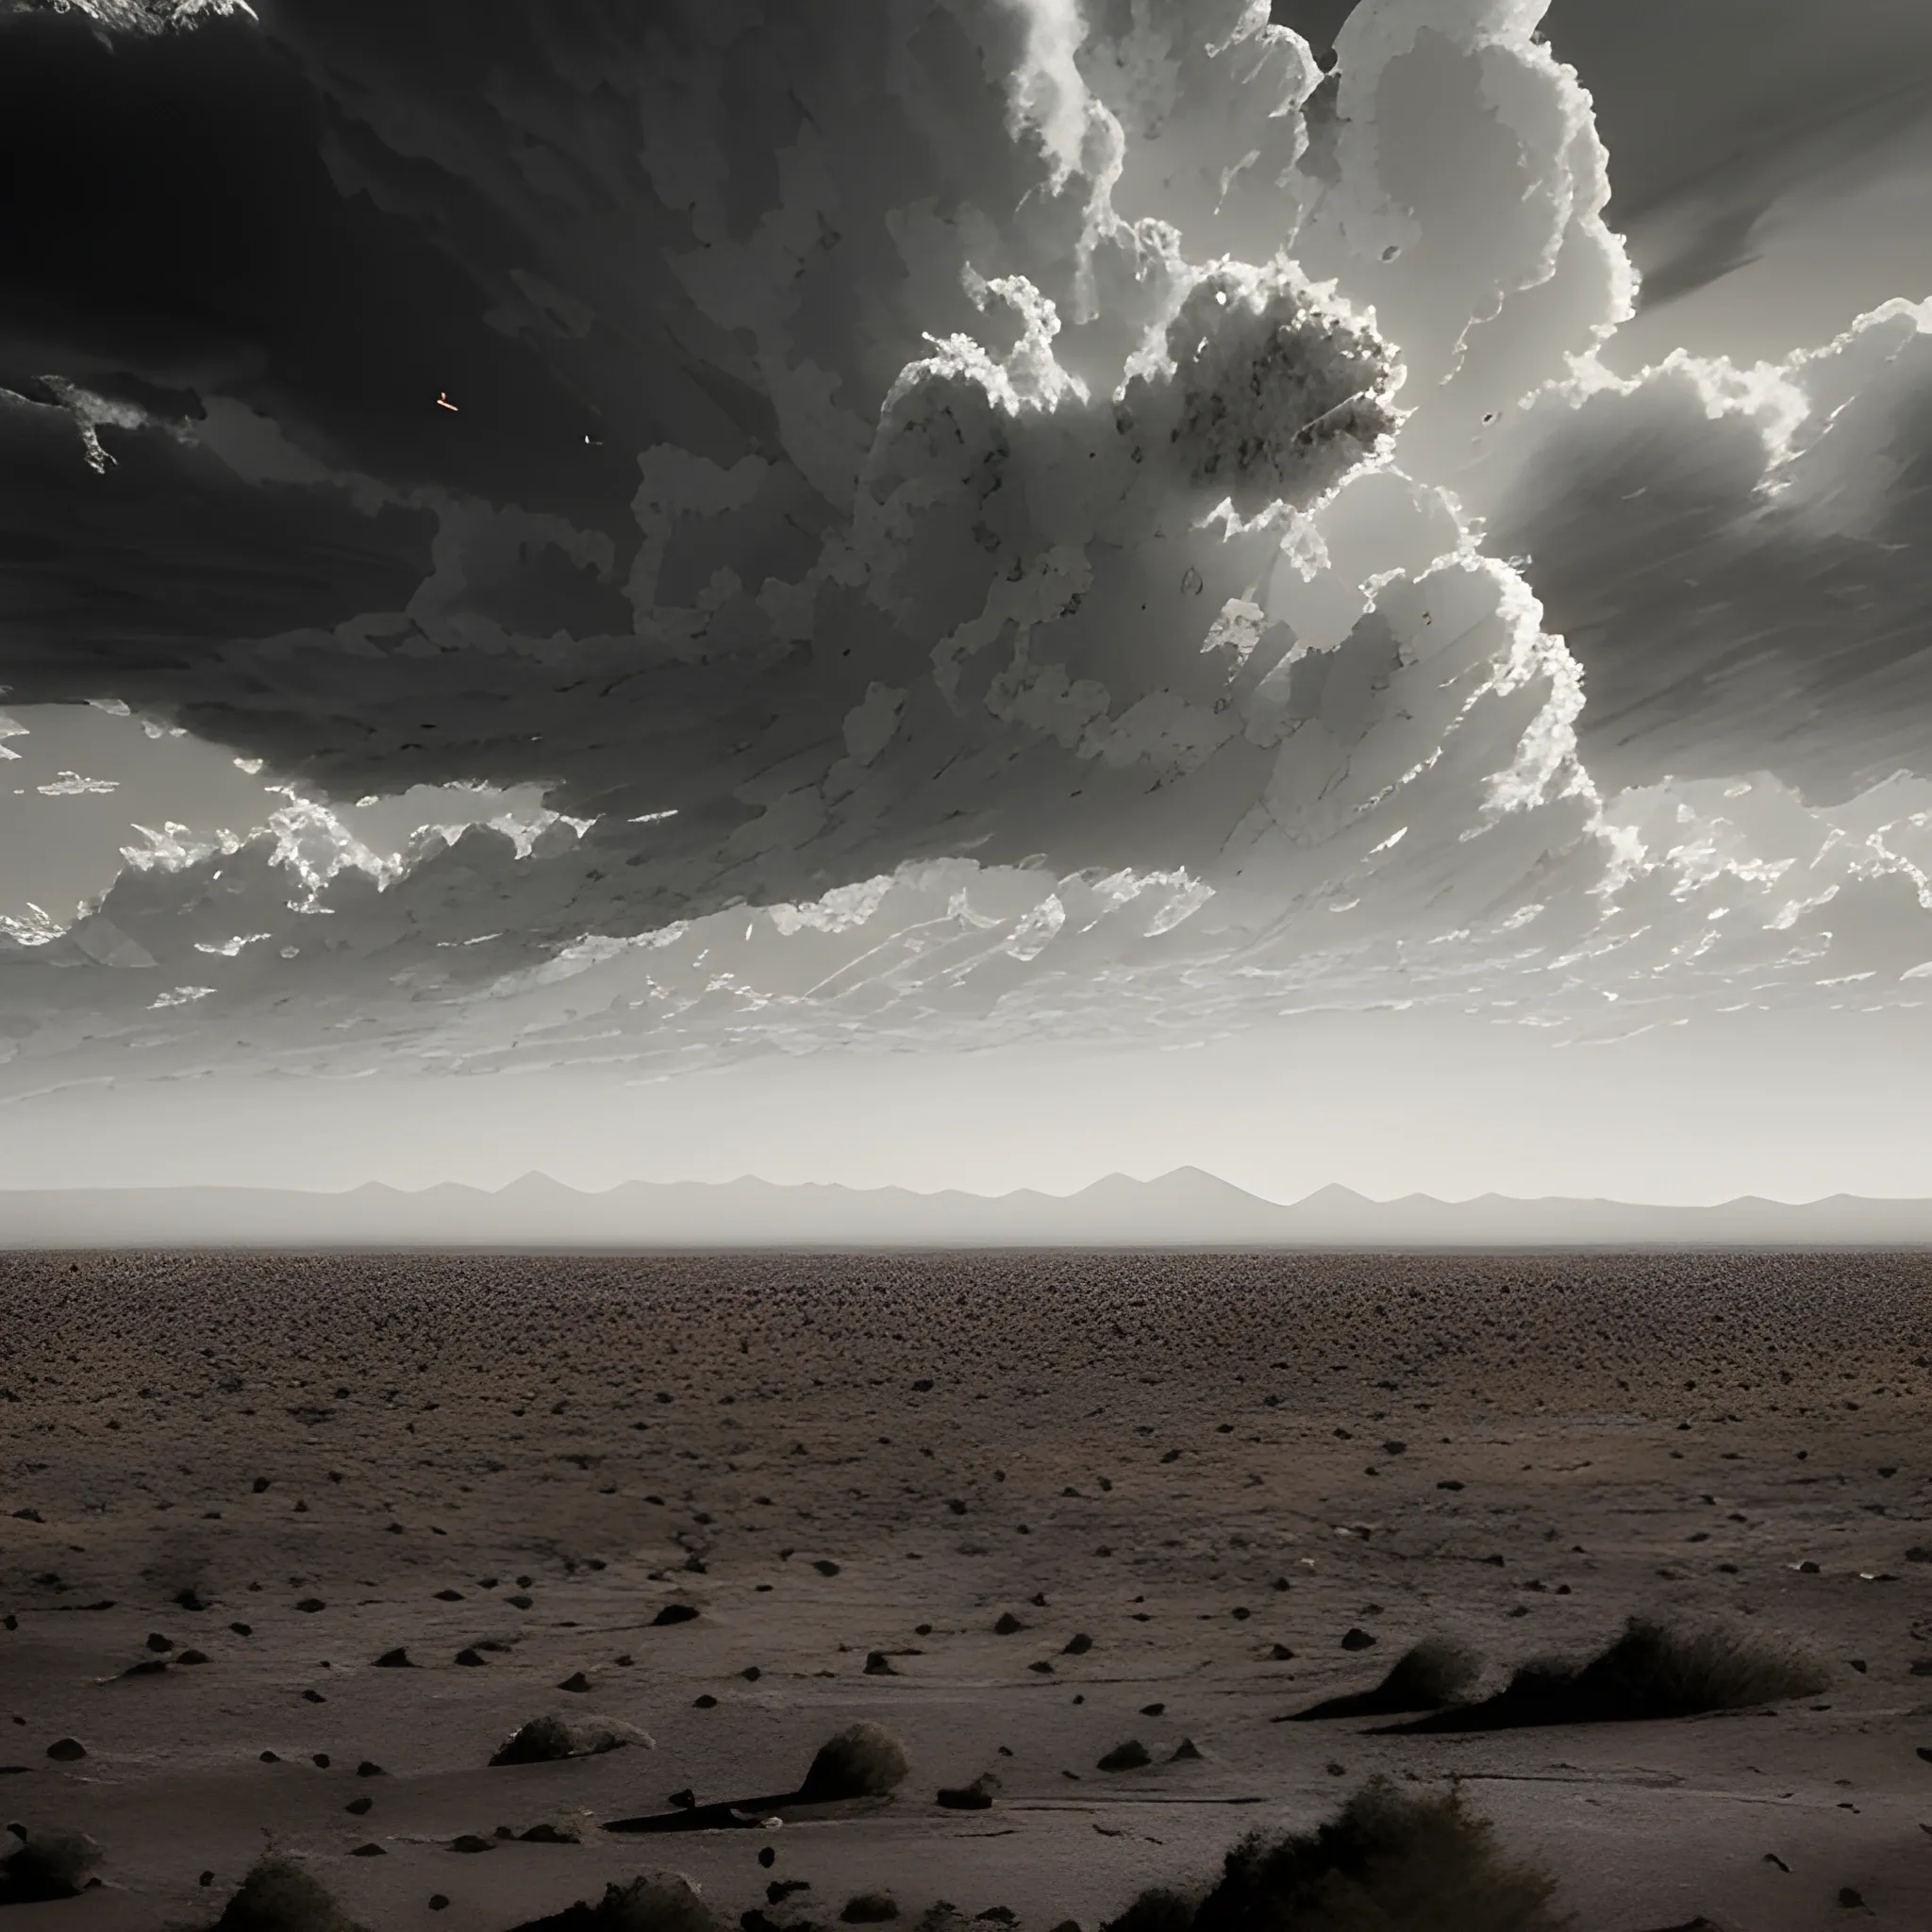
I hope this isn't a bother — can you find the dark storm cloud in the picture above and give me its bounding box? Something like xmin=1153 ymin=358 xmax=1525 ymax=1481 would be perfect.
xmin=4 ymin=0 xmax=1932 ymax=1090
xmin=1485 ymin=321 xmax=1932 ymax=803
xmin=1538 ymin=0 xmax=1932 ymax=315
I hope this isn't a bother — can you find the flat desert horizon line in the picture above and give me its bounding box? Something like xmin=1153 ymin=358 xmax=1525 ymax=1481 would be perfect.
xmin=8 ymin=1166 xmax=1932 ymax=1248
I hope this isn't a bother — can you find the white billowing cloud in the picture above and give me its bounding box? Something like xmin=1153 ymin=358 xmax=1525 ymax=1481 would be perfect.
xmin=3 ymin=0 xmax=1932 ymax=1092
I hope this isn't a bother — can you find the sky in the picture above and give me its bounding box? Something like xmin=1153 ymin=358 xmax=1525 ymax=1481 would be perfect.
xmin=4 ymin=0 xmax=1932 ymax=1204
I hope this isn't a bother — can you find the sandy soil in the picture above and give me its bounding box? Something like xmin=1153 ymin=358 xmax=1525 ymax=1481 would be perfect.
xmin=0 ymin=1252 xmax=1927 ymax=1930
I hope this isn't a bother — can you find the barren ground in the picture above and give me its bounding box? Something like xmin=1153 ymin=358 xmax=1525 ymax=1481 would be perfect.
xmin=0 ymin=1252 xmax=1927 ymax=1929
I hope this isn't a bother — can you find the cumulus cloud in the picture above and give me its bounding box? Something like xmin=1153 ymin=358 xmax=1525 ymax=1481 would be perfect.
xmin=3 ymin=0 xmax=1932 ymax=1090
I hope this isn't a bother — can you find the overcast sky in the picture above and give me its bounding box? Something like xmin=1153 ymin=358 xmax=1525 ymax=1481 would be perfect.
xmin=5 ymin=0 xmax=1932 ymax=1204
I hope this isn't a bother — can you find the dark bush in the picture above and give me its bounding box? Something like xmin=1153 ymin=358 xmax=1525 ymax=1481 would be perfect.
xmin=1388 ymin=1618 xmax=1827 ymax=1732
xmin=508 ymin=1874 xmax=719 ymax=1932
xmin=1102 ymin=1890 xmax=1194 ymax=1932
xmin=1190 ymin=1778 xmax=1565 ymax=1932
xmin=1283 ymin=1639 xmax=1482 ymax=1722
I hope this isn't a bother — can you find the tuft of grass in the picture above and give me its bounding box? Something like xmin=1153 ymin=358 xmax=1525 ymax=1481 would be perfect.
xmin=1388 ymin=1618 xmax=1827 ymax=1733
xmin=798 ymin=1722 xmax=909 ymax=1802
xmin=1190 ymin=1778 xmax=1567 ymax=1932
xmin=1283 ymin=1639 xmax=1482 ymax=1722
xmin=211 ymin=1854 xmax=362 ymax=1932
xmin=0 ymin=1829 xmax=101 ymax=1904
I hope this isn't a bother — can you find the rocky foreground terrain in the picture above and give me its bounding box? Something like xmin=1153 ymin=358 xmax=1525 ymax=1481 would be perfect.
xmin=0 ymin=1252 xmax=1926 ymax=1929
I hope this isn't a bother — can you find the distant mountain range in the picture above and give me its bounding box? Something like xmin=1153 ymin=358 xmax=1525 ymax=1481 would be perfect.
xmin=4 ymin=1168 xmax=1932 ymax=1249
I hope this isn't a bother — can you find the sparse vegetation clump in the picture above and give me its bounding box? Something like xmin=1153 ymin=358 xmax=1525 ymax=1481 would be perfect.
xmin=0 ymin=1829 xmax=101 ymax=1905
xmin=1284 ymin=1639 xmax=1482 ymax=1722
xmin=797 ymin=1722 xmax=909 ymax=1802
xmin=1103 ymin=1888 xmax=1194 ymax=1932
xmin=211 ymin=1854 xmax=363 ymax=1932
xmin=1104 ymin=1779 xmax=1565 ymax=1932
xmin=1389 ymin=1618 xmax=1827 ymax=1732
xmin=508 ymin=1873 xmax=719 ymax=1932
xmin=1200 ymin=1779 xmax=1566 ymax=1932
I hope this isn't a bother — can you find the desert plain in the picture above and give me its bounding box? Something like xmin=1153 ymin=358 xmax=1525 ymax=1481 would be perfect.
xmin=0 ymin=1250 xmax=1926 ymax=1929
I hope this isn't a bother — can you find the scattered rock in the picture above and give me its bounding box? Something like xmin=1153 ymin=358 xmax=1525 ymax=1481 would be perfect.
xmin=373 ymin=1648 xmax=413 ymax=1669
xmin=1096 ymin=1740 xmax=1150 ymax=1773
xmin=491 ymin=1714 xmax=653 ymax=1766
xmin=0 ymin=1830 xmax=101 ymax=1904
xmin=936 ymin=1774 xmax=998 ymax=1810
xmin=211 ymin=1853 xmax=361 ymax=1932
xmin=841 ymin=1894 xmax=899 ymax=1923
xmin=44 ymin=1739 xmax=84 ymax=1763
xmin=799 ymin=1722 xmax=909 ymax=1801
xmin=1341 ymin=1628 xmax=1378 ymax=1652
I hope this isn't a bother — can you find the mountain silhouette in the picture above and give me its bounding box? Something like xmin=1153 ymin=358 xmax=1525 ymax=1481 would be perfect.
xmin=5 ymin=1171 xmax=1932 ymax=1248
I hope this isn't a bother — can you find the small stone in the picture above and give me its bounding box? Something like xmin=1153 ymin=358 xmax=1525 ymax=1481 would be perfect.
xmin=373 ymin=1648 xmax=413 ymax=1669
xmin=451 ymin=1834 xmax=494 ymax=1854
xmin=1062 ymin=1633 xmax=1093 ymax=1655
xmin=45 ymin=1738 xmax=85 ymax=1762
xmin=345 ymin=1796 xmax=372 ymax=1815
xmin=992 ymin=1612 xmax=1024 ymax=1635
xmin=455 ymin=1648 xmax=487 ymax=1667
xmin=356 ymin=1759 xmax=384 ymax=1777
xmin=1096 ymin=1740 xmax=1150 ymax=1773
xmin=350 ymin=1843 xmax=385 ymax=1858
xmin=1341 ymin=1627 xmax=1377 ymax=1651
xmin=558 ymin=1672 xmax=591 ymax=1693
xmin=654 ymin=1604 xmax=698 ymax=1625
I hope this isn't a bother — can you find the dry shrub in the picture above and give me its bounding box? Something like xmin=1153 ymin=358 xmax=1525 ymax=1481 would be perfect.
xmin=1284 ymin=1639 xmax=1482 ymax=1722
xmin=1193 ymin=1778 xmax=1565 ymax=1932
xmin=1391 ymin=1618 xmax=1827 ymax=1732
